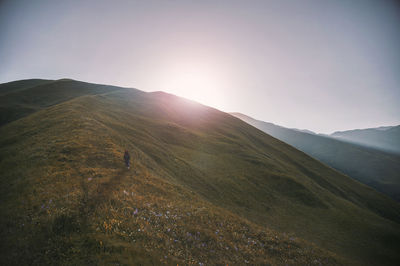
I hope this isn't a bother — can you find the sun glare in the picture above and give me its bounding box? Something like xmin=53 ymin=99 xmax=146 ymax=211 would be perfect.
xmin=158 ymin=61 xmax=228 ymax=110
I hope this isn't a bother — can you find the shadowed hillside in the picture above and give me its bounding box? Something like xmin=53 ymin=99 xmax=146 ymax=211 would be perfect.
xmin=0 ymin=79 xmax=128 ymax=126
xmin=1 ymin=80 xmax=400 ymax=265
xmin=231 ymin=112 xmax=400 ymax=202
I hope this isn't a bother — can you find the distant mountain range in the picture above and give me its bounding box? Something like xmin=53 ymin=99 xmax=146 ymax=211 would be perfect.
xmin=331 ymin=126 xmax=400 ymax=154
xmin=291 ymin=128 xmax=317 ymax=135
xmin=231 ymin=113 xmax=400 ymax=202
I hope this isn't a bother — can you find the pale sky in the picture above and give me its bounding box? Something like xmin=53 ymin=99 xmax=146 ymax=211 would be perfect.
xmin=1 ymin=0 xmax=399 ymax=133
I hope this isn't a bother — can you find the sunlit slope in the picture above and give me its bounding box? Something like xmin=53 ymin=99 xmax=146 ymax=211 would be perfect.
xmin=231 ymin=112 xmax=400 ymax=202
xmin=0 ymin=80 xmax=399 ymax=265
xmin=0 ymin=86 xmax=342 ymax=265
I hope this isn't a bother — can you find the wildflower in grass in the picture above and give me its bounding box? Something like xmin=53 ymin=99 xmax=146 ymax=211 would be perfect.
xmin=88 ymin=177 xmax=92 ymax=181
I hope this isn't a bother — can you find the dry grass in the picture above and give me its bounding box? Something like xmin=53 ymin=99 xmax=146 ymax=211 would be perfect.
xmin=1 ymin=79 xmax=399 ymax=265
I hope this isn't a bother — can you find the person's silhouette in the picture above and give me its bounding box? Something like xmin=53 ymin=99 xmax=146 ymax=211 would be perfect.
xmin=123 ymin=150 xmax=130 ymax=169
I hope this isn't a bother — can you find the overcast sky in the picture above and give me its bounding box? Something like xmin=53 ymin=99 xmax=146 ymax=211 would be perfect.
xmin=1 ymin=0 xmax=399 ymax=133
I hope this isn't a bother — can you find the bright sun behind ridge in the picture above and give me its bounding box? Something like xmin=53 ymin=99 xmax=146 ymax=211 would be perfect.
xmin=157 ymin=60 xmax=228 ymax=109
xmin=1 ymin=0 xmax=400 ymax=265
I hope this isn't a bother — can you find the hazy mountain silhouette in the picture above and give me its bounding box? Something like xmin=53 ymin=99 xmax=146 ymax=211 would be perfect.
xmin=1 ymin=79 xmax=399 ymax=265
xmin=291 ymin=128 xmax=316 ymax=135
xmin=331 ymin=126 xmax=400 ymax=154
xmin=231 ymin=113 xmax=400 ymax=202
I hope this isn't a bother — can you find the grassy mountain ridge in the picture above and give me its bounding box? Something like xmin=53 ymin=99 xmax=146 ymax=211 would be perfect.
xmin=0 ymin=88 xmax=341 ymax=265
xmin=0 ymin=79 xmax=53 ymax=95
xmin=231 ymin=112 xmax=400 ymax=202
xmin=1 ymin=80 xmax=400 ymax=265
xmin=0 ymin=79 xmax=129 ymax=126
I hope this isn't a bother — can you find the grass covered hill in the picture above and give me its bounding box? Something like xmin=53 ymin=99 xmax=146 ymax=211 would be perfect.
xmin=1 ymin=79 xmax=400 ymax=265
xmin=0 ymin=78 xmax=128 ymax=126
xmin=231 ymin=112 xmax=400 ymax=202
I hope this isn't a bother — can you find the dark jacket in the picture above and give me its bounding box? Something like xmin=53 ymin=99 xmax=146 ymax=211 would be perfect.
xmin=124 ymin=151 xmax=130 ymax=162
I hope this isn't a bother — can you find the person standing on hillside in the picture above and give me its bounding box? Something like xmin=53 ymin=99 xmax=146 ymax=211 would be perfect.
xmin=124 ymin=150 xmax=131 ymax=169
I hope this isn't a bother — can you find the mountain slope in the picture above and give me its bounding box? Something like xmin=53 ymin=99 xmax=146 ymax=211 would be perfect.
xmin=231 ymin=112 xmax=400 ymax=202
xmin=1 ymin=80 xmax=400 ymax=265
xmin=0 ymin=78 xmax=128 ymax=126
xmin=332 ymin=126 xmax=400 ymax=154
xmin=0 ymin=79 xmax=53 ymax=95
